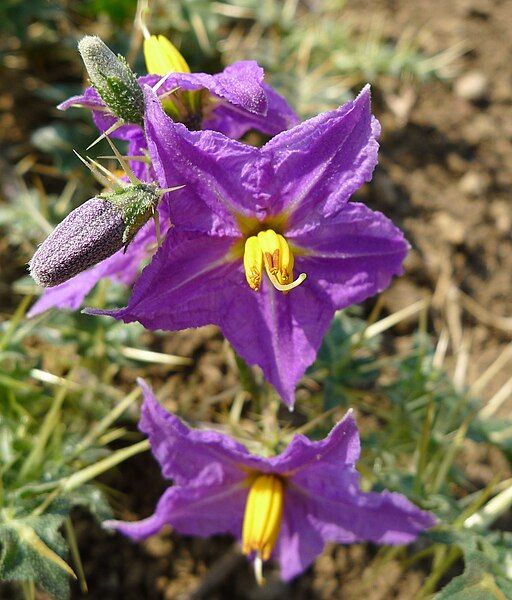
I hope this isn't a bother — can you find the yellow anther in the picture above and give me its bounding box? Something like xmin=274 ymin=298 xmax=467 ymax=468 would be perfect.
xmin=143 ymin=35 xmax=190 ymax=75
xmin=243 ymin=236 xmax=263 ymax=291
xmin=242 ymin=229 xmax=306 ymax=293
xmin=242 ymin=474 xmax=284 ymax=563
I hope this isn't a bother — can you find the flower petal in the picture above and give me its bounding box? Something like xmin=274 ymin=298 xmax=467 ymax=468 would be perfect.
xmin=265 ymin=410 xmax=360 ymax=475
xmin=262 ymin=85 xmax=379 ymax=228
xmin=140 ymin=60 xmax=267 ymax=116
xmin=87 ymin=229 xmax=240 ymax=328
xmin=136 ymin=378 xmax=258 ymax=485
xmin=291 ymin=469 xmax=435 ymax=546
xmin=291 ymin=202 xmax=409 ymax=308
xmin=106 ymin=480 xmax=247 ymax=541
xmin=143 ymin=86 xmax=261 ymax=232
xmin=273 ymin=492 xmax=325 ymax=581
xmin=218 ymin=276 xmax=335 ymax=408
xmin=203 ymin=83 xmax=299 ymax=138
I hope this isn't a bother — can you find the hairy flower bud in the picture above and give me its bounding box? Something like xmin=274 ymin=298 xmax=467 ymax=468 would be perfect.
xmin=30 ymin=183 xmax=160 ymax=287
xmin=78 ymin=35 xmax=144 ymax=125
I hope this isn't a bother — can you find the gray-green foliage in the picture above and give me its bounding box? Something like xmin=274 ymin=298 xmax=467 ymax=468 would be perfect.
xmin=312 ymin=309 xmax=512 ymax=597
xmin=0 ymin=298 xmax=149 ymax=599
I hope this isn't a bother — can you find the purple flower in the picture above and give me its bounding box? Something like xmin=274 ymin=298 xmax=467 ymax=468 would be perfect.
xmin=58 ymin=61 xmax=298 ymax=141
xmin=106 ymin=380 xmax=435 ymax=582
xmin=90 ymin=85 xmax=409 ymax=407
xmin=30 ymin=63 xmax=297 ymax=317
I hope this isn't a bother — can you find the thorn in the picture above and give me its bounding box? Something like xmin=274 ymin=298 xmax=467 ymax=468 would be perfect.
xmin=153 ymin=213 xmax=162 ymax=247
xmin=73 ymin=150 xmax=112 ymax=189
xmin=156 ymin=85 xmax=182 ymax=101
xmin=158 ymin=184 xmax=185 ymax=196
xmin=98 ymin=155 xmax=150 ymax=163
xmin=86 ymin=120 xmax=124 ymax=151
xmin=88 ymin=157 xmax=126 ymax=188
xmin=104 ymin=135 xmax=139 ymax=185
xmin=73 ymin=150 xmax=125 ymax=190
xmin=151 ymin=72 xmax=173 ymax=94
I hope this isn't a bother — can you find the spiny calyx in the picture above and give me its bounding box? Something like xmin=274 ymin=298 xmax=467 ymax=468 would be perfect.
xmin=243 ymin=230 xmax=306 ymax=293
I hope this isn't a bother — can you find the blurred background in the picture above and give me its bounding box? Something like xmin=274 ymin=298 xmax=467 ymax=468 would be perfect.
xmin=0 ymin=0 xmax=511 ymax=598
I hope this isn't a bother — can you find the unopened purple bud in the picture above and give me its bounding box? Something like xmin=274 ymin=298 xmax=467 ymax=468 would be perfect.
xmin=30 ymin=198 xmax=125 ymax=287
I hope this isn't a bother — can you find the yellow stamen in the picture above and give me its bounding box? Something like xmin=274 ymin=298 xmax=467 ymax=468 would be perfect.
xmin=242 ymin=474 xmax=284 ymax=563
xmin=244 ymin=236 xmax=263 ymax=291
xmin=242 ymin=229 xmax=306 ymax=293
xmin=143 ymin=35 xmax=190 ymax=75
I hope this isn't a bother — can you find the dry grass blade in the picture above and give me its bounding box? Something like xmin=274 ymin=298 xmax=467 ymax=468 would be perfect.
xmin=121 ymin=346 xmax=192 ymax=366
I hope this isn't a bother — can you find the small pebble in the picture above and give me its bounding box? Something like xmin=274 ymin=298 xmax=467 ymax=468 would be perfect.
xmin=458 ymin=171 xmax=490 ymax=197
xmin=454 ymin=71 xmax=489 ymax=102
xmin=489 ymin=201 xmax=511 ymax=234
xmin=434 ymin=212 xmax=466 ymax=245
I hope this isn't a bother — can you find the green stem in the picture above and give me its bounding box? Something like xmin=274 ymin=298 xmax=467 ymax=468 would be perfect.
xmin=414 ymin=394 xmax=435 ymax=495
xmin=20 ymin=580 xmax=35 ymax=600
xmin=417 ymin=545 xmax=461 ymax=598
xmin=234 ymin=353 xmax=261 ymax=402
xmin=65 ymin=517 xmax=88 ymax=593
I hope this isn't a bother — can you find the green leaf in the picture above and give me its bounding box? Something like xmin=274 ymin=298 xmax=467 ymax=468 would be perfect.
xmin=435 ymin=551 xmax=512 ymax=600
xmin=0 ymin=514 xmax=74 ymax=599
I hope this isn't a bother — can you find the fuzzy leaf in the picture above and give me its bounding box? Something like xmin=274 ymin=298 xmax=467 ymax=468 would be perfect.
xmin=0 ymin=514 xmax=74 ymax=599
xmin=435 ymin=551 xmax=512 ymax=600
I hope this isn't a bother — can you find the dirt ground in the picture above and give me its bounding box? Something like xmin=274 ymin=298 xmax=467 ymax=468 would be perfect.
xmin=1 ymin=0 xmax=511 ymax=598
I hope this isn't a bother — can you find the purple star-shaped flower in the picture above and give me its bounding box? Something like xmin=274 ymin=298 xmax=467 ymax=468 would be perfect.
xmin=107 ymin=380 xmax=435 ymax=581
xmin=29 ymin=63 xmax=298 ymax=318
xmin=90 ymin=85 xmax=409 ymax=407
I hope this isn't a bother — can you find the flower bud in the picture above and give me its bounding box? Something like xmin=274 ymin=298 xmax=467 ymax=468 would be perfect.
xmin=78 ymin=35 xmax=144 ymax=125
xmin=30 ymin=183 xmax=160 ymax=287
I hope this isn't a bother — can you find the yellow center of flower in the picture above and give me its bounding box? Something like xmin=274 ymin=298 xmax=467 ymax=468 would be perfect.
xmin=243 ymin=230 xmax=306 ymax=293
xmin=242 ymin=474 xmax=285 ymax=563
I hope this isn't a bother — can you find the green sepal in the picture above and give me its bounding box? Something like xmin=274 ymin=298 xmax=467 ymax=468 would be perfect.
xmin=100 ymin=182 xmax=160 ymax=246
xmin=93 ymin=57 xmax=144 ymax=125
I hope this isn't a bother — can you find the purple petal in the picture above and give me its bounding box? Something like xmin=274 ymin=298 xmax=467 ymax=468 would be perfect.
xmin=136 ymin=378 xmax=260 ymax=484
xmin=57 ymin=87 xmax=103 ymax=111
xmin=89 ymin=230 xmax=240 ymax=327
xmin=28 ymin=247 xmax=138 ymax=317
xmin=265 ymin=410 xmax=360 ymax=474
xmin=140 ymin=60 xmax=267 ymax=116
xmin=219 ymin=278 xmax=335 ymax=408
xmin=290 ymin=202 xmax=409 ymax=308
xmin=290 ymin=469 xmax=435 ymax=547
xmin=143 ymin=86 xmax=261 ymax=232
xmin=274 ymin=490 xmax=325 ymax=581
xmin=58 ymin=87 xmax=136 ymax=139
xmin=106 ymin=480 xmax=247 ymax=541
xmin=262 ymin=85 xmax=380 ymax=228
xmin=28 ymin=265 xmax=110 ymax=317
xmin=204 ymin=83 xmax=299 ymax=138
